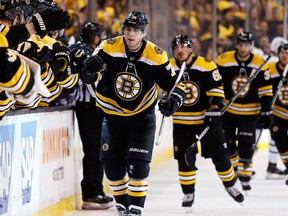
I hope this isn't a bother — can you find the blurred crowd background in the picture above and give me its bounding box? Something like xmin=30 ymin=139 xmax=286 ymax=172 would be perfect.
xmin=55 ymin=0 xmax=288 ymax=60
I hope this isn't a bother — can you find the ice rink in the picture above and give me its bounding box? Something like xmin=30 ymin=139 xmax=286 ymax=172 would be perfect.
xmin=66 ymin=148 xmax=288 ymax=216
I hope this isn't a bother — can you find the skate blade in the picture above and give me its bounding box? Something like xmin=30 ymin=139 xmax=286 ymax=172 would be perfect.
xmin=265 ymin=174 xmax=285 ymax=180
xmin=184 ymin=207 xmax=193 ymax=214
xmin=238 ymin=201 xmax=244 ymax=207
xmin=243 ymin=191 xmax=249 ymax=197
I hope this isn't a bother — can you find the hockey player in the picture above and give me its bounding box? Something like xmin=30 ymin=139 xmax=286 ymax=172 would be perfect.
xmin=269 ymin=42 xmax=288 ymax=185
xmin=4 ymin=0 xmax=80 ymax=107
xmin=0 ymin=0 xmax=70 ymax=49
xmin=216 ymin=31 xmax=273 ymax=191
xmin=81 ymin=11 xmax=186 ymax=216
xmin=263 ymin=37 xmax=287 ymax=179
xmin=0 ymin=33 xmax=50 ymax=118
xmin=170 ymin=35 xmax=244 ymax=211
xmin=70 ymin=22 xmax=114 ymax=210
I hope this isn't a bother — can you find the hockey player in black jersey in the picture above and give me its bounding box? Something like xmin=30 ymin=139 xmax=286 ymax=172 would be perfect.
xmin=269 ymin=42 xmax=288 ymax=185
xmin=170 ymin=35 xmax=244 ymax=212
xmin=216 ymin=31 xmax=273 ymax=192
xmin=81 ymin=11 xmax=186 ymax=216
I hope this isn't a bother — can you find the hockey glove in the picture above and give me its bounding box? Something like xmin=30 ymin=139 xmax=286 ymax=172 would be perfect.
xmin=70 ymin=47 xmax=87 ymax=74
xmin=158 ymin=90 xmax=184 ymax=117
xmin=81 ymin=55 xmax=105 ymax=84
xmin=17 ymin=41 xmax=50 ymax=69
xmin=32 ymin=9 xmax=70 ymax=37
xmin=259 ymin=111 xmax=274 ymax=129
xmin=204 ymin=108 xmax=222 ymax=134
xmin=49 ymin=43 xmax=71 ymax=81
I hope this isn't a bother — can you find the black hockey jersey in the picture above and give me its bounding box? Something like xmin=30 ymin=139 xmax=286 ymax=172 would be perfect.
xmin=28 ymin=34 xmax=79 ymax=106
xmin=170 ymin=56 xmax=224 ymax=125
xmin=94 ymin=36 xmax=185 ymax=117
xmin=216 ymin=51 xmax=272 ymax=116
xmin=269 ymin=62 xmax=288 ymax=120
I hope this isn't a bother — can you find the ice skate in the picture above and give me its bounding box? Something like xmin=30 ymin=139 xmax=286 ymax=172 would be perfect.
xmin=128 ymin=205 xmax=144 ymax=216
xmin=182 ymin=193 xmax=194 ymax=213
xmin=115 ymin=203 xmax=128 ymax=216
xmin=225 ymin=186 xmax=244 ymax=206
xmin=241 ymin=181 xmax=251 ymax=196
xmin=265 ymin=163 xmax=285 ymax=180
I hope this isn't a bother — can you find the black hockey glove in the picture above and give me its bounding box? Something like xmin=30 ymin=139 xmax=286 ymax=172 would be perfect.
xmin=259 ymin=111 xmax=274 ymax=129
xmin=81 ymin=55 xmax=105 ymax=84
xmin=32 ymin=9 xmax=70 ymax=37
xmin=49 ymin=43 xmax=71 ymax=81
xmin=70 ymin=47 xmax=87 ymax=74
xmin=204 ymin=108 xmax=222 ymax=134
xmin=17 ymin=41 xmax=50 ymax=69
xmin=158 ymin=90 xmax=184 ymax=117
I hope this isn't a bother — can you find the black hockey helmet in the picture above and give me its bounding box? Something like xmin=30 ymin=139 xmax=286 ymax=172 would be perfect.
xmin=122 ymin=11 xmax=148 ymax=31
xmin=236 ymin=31 xmax=255 ymax=44
xmin=171 ymin=35 xmax=193 ymax=50
xmin=80 ymin=22 xmax=104 ymax=44
xmin=277 ymin=42 xmax=288 ymax=53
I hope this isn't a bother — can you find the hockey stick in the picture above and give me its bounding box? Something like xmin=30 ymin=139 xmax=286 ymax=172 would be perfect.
xmin=184 ymin=55 xmax=271 ymax=166
xmin=155 ymin=62 xmax=186 ymax=146
xmin=244 ymin=62 xmax=288 ymax=169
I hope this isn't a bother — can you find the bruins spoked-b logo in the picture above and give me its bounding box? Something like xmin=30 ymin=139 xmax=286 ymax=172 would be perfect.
xmin=183 ymin=81 xmax=199 ymax=106
xmin=278 ymin=84 xmax=288 ymax=106
xmin=114 ymin=72 xmax=142 ymax=100
xmin=231 ymin=76 xmax=250 ymax=97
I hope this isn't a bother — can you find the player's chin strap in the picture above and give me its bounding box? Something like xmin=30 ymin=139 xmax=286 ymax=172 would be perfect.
xmin=155 ymin=62 xmax=186 ymax=146
xmin=243 ymin=61 xmax=288 ymax=169
xmin=184 ymin=55 xmax=271 ymax=166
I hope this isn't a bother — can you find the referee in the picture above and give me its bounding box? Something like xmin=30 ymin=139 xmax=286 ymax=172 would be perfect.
xmin=74 ymin=22 xmax=113 ymax=210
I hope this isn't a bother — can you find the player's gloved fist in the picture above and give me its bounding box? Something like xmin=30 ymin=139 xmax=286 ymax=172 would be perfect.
xmin=17 ymin=41 xmax=50 ymax=68
xmin=259 ymin=111 xmax=274 ymax=129
xmin=204 ymin=108 xmax=222 ymax=133
xmin=32 ymin=9 xmax=70 ymax=37
xmin=158 ymin=92 xmax=183 ymax=117
xmin=70 ymin=48 xmax=87 ymax=74
xmin=82 ymin=55 xmax=105 ymax=74
xmin=49 ymin=42 xmax=70 ymax=72
xmin=81 ymin=55 xmax=105 ymax=84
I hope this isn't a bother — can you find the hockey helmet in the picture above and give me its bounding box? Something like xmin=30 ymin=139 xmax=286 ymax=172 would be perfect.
xmin=171 ymin=35 xmax=193 ymax=51
xmin=80 ymin=22 xmax=104 ymax=44
xmin=277 ymin=42 xmax=288 ymax=53
xmin=122 ymin=11 xmax=148 ymax=31
xmin=236 ymin=31 xmax=255 ymax=44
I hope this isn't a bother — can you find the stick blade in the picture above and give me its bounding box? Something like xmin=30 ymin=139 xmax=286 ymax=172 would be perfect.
xmin=184 ymin=142 xmax=197 ymax=166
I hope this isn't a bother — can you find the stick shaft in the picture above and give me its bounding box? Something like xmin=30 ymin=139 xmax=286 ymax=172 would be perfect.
xmin=155 ymin=62 xmax=186 ymax=146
